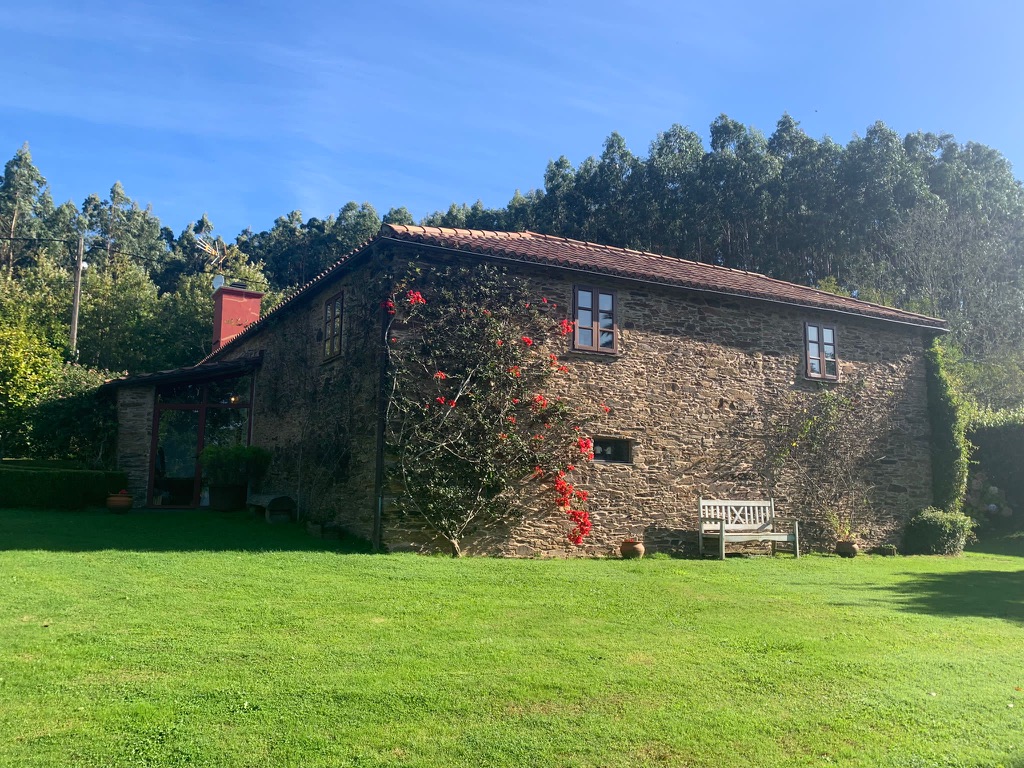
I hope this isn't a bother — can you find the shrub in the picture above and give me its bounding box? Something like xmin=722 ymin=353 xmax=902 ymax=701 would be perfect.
xmin=903 ymin=507 xmax=976 ymax=555
xmin=0 ymin=467 xmax=128 ymax=508
xmin=871 ymin=543 xmax=899 ymax=557
xmin=200 ymin=445 xmax=272 ymax=488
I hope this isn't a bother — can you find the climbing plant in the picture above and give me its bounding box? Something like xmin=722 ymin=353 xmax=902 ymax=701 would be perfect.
xmin=383 ymin=262 xmax=600 ymax=556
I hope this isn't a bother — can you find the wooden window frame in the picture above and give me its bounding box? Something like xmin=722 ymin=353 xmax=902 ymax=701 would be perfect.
xmin=323 ymin=291 xmax=344 ymax=360
xmin=573 ymin=286 xmax=618 ymax=354
xmin=804 ymin=321 xmax=839 ymax=380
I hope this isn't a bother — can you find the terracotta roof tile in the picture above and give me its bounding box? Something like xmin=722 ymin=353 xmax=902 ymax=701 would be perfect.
xmin=379 ymin=224 xmax=946 ymax=330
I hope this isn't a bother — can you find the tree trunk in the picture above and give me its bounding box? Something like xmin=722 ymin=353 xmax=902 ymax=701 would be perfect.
xmin=450 ymin=538 xmax=462 ymax=558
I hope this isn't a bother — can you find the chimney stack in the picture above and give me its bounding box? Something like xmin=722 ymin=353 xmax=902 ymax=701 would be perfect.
xmin=212 ymin=284 xmax=264 ymax=352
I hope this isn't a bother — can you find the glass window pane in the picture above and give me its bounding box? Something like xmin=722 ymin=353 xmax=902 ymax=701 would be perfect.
xmin=578 ymin=328 xmax=594 ymax=347
xmin=809 ymin=358 xmax=821 ymax=374
xmin=324 ymin=339 xmax=331 ymax=357
xmin=333 ymin=317 xmax=340 ymax=338
xmin=807 ymin=325 xmax=818 ymax=342
xmin=335 ymin=298 xmax=342 ymax=316
xmin=599 ymin=293 xmax=613 ymax=312
xmin=824 ymin=344 xmax=836 ymax=360
xmin=822 ymin=327 xmax=834 ymax=344
xmin=155 ymin=408 xmax=200 ymax=506
xmin=599 ymin=330 xmax=615 ymax=348
xmin=578 ymin=308 xmax=592 ymax=327
xmin=325 ymin=303 xmax=331 ymax=322
xmin=577 ymin=290 xmax=592 ymax=309
xmin=599 ymin=311 xmax=614 ymax=329
xmin=825 ymin=360 xmax=837 ymax=377
xmin=808 ymin=341 xmax=819 ymax=359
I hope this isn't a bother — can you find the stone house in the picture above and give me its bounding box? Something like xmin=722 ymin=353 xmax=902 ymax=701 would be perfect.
xmin=107 ymin=224 xmax=947 ymax=556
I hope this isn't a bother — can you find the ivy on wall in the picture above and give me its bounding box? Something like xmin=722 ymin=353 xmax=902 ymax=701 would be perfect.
xmin=924 ymin=338 xmax=971 ymax=513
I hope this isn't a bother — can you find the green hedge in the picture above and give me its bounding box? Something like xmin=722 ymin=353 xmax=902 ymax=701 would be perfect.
xmin=903 ymin=507 xmax=976 ymax=555
xmin=0 ymin=468 xmax=128 ymax=509
xmin=0 ymin=459 xmax=87 ymax=470
xmin=970 ymin=417 xmax=1024 ymax=525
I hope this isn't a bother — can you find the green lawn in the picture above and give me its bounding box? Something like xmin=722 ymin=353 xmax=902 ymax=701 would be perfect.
xmin=1 ymin=509 xmax=1022 ymax=767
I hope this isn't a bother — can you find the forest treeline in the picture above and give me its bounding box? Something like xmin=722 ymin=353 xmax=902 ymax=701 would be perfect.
xmin=1 ymin=113 xmax=1023 ymax=458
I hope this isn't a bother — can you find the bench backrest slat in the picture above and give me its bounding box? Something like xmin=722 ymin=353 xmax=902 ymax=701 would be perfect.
xmin=699 ymin=498 xmax=776 ymax=531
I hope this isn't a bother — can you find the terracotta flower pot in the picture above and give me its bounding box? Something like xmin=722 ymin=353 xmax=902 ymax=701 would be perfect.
xmin=620 ymin=540 xmax=645 ymax=559
xmin=106 ymin=494 xmax=133 ymax=512
xmin=835 ymin=540 xmax=859 ymax=558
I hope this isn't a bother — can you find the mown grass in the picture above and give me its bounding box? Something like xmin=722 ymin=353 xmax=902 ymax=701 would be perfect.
xmin=1 ymin=508 xmax=1022 ymax=767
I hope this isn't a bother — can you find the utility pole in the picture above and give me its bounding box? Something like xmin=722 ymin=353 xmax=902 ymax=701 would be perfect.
xmin=69 ymin=235 xmax=84 ymax=360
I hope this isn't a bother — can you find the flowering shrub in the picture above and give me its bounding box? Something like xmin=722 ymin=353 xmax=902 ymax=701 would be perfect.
xmin=383 ymin=263 xmax=600 ymax=556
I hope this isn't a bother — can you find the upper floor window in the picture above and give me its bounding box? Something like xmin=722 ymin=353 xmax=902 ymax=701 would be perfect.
xmin=574 ymin=286 xmax=617 ymax=353
xmin=805 ymin=322 xmax=837 ymax=379
xmin=324 ymin=292 xmax=343 ymax=359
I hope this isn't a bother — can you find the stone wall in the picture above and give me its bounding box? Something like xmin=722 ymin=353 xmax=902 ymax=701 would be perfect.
xmin=380 ymin=256 xmax=936 ymax=556
xmin=219 ymin=257 xmax=384 ymax=542
xmin=115 ymin=385 xmax=155 ymax=507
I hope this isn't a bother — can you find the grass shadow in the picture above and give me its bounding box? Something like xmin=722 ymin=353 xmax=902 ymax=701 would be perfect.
xmin=881 ymin=568 xmax=1024 ymax=625
xmin=0 ymin=507 xmax=373 ymax=554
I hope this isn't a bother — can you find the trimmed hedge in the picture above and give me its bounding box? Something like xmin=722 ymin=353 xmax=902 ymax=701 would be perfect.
xmin=903 ymin=507 xmax=976 ymax=555
xmin=0 ymin=459 xmax=87 ymax=471
xmin=0 ymin=468 xmax=128 ymax=509
xmin=970 ymin=420 xmax=1024 ymax=524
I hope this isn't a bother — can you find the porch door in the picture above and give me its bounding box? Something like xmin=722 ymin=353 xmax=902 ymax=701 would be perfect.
xmin=149 ymin=375 xmax=253 ymax=508
xmin=153 ymin=408 xmax=202 ymax=506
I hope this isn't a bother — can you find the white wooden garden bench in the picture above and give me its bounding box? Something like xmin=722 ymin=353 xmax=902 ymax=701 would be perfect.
xmin=698 ymin=498 xmax=800 ymax=560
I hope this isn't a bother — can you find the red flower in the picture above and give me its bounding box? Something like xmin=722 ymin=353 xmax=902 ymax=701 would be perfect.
xmin=577 ymin=438 xmax=594 ymax=460
xmin=447 ymin=399 xmax=457 ymax=408
xmin=565 ymin=464 xmax=575 ymax=472
xmin=433 ymin=371 xmax=448 ymax=380
xmin=532 ymin=466 xmax=544 ymax=479
xmin=600 ymin=402 xmax=611 ymax=414
xmin=532 ymin=434 xmax=545 ymax=441
xmin=521 ymin=336 xmax=534 ymax=347
xmin=557 ymin=365 xmax=569 ymax=373
xmin=532 ymin=394 xmax=549 ymax=410
xmin=406 ymin=290 xmax=426 ymax=305
xmin=499 ymin=433 xmax=508 ymax=440
xmin=511 ymin=398 xmax=520 ymax=405
xmin=389 ymin=337 xmax=397 ymax=344
xmin=435 ymin=396 xmax=446 ymax=405
xmin=507 ymin=415 xmax=517 ymax=424
xmin=559 ymin=319 xmax=574 ymax=336
xmin=382 ymin=299 xmax=396 ymax=315
xmin=507 ymin=365 xmax=522 ymax=377
xmin=496 ymin=339 xmax=504 ymax=347
xmin=541 ymin=297 xmax=548 ymax=304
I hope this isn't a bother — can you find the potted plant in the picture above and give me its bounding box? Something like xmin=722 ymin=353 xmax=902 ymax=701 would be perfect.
xmin=200 ymin=445 xmax=272 ymax=511
xmin=620 ymin=537 xmax=645 ymax=559
xmin=829 ymin=514 xmax=860 ymax=557
xmin=106 ymin=488 xmax=133 ymax=512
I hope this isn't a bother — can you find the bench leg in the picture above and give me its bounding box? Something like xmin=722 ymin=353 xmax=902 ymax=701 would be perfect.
xmin=793 ymin=520 xmax=800 ymax=559
xmin=719 ymin=527 xmax=726 ymax=560
xmin=698 ymin=522 xmax=704 ymax=557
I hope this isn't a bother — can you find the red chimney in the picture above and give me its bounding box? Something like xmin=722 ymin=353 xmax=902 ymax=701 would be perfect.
xmin=212 ymin=284 xmax=263 ymax=352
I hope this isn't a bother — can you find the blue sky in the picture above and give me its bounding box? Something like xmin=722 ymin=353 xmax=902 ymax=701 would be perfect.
xmin=2 ymin=0 xmax=1022 ymax=239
